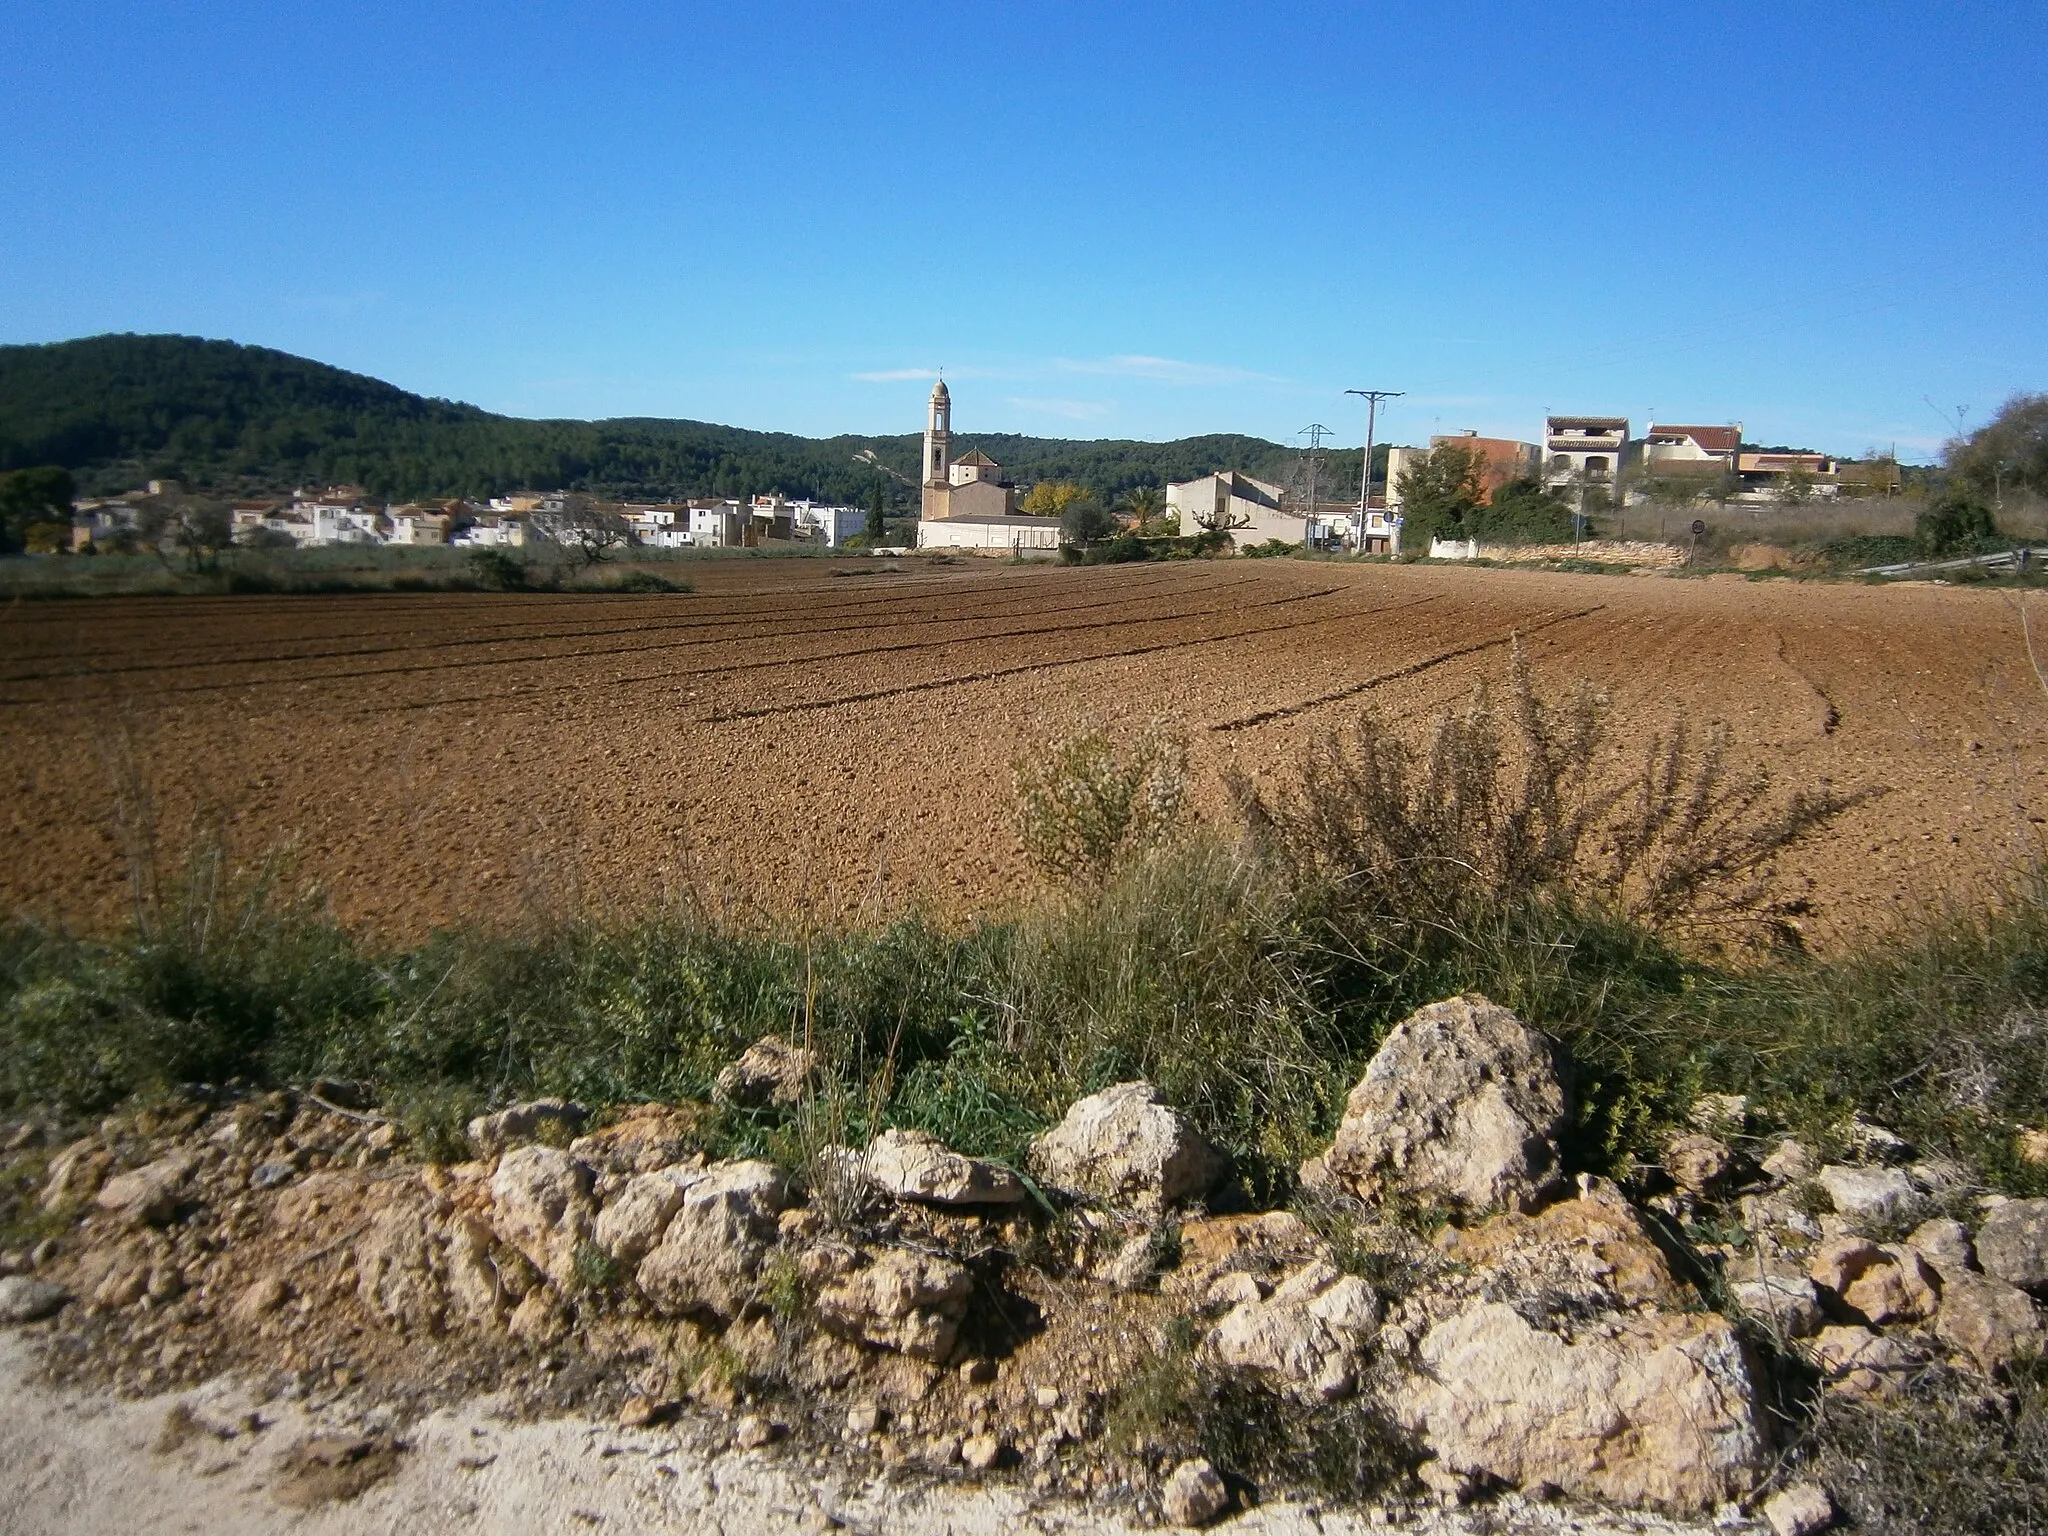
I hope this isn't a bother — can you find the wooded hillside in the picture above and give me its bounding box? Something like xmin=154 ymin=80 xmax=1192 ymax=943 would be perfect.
xmin=0 ymin=334 xmax=1319 ymax=503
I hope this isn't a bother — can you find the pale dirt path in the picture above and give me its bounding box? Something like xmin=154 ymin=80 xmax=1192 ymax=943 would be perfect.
xmin=0 ymin=1330 xmax=1733 ymax=1536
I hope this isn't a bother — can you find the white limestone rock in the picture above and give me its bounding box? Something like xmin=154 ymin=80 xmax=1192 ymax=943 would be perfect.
xmin=1976 ymin=1197 xmax=2048 ymax=1293
xmin=467 ymin=1098 xmax=588 ymax=1158
xmin=1392 ymin=1300 xmax=1766 ymax=1513
xmin=1162 ymin=1457 xmax=1230 ymax=1526
xmin=634 ymin=1159 xmax=793 ymax=1320
xmin=859 ymin=1128 xmax=1025 ymax=1206
xmin=1320 ymin=994 xmax=1568 ymax=1214
xmin=489 ymin=1145 xmax=596 ymax=1289
xmin=1028 ymin=1081 xmax=1224 ymax=1211
xmin=811 ymin=1246 xmax=974 ymax=1361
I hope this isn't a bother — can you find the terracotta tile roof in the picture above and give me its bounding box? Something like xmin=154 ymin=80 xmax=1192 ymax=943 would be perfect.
xmin=1649 ymin=424 xmax=1740 ymax=454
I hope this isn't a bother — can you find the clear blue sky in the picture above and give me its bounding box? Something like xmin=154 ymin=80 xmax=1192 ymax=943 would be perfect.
xmin=4 ymin=3 xmax=2043 ymax=460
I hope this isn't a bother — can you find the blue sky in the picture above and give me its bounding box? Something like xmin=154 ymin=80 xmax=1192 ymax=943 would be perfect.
xmin=3 ymin=3 xmax=2043 ymax=460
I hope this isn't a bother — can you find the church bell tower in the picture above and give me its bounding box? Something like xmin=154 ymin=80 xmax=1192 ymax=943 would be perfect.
xmin=921 ymin=379 xmax=952 ymax=521
xmin=923 ymin=379 xmax=952 ymax=487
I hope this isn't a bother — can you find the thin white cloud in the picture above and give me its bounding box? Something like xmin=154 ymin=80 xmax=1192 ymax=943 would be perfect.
xmin=1005 ymin=396 xmax=1114 ymax=422
xmin=1056 ymin=354 xmax=1282 ymax=386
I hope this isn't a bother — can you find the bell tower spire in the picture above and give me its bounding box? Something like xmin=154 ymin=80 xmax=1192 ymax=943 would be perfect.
xmin=923 ymin=378 xmax=952 ymax=488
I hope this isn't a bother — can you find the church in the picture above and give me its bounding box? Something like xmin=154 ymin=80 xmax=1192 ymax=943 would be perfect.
xmin=914 ymin=381 xmax=1064 ymax=553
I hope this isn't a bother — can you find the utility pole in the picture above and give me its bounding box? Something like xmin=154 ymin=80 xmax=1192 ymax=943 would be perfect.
xmin=1345 ymin=388 xmax=1404 ymax=552
xmin=1300 ymin=423 xmax=1333 ymax=551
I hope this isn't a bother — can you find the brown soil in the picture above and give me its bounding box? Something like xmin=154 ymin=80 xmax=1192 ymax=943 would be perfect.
xmin=4 ymin=557 xmax=2045 ymax=941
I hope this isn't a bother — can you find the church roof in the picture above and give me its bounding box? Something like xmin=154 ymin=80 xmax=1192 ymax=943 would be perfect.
xmin=931 ymin=379 xmax=950 ymax=401
xmin=953 ymin=448 xmax=999 ymax=467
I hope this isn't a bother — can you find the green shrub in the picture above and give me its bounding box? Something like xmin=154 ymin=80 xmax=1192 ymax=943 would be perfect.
xmin=1916 ymin=491 xmax=1999 ymax=557
xmin=1013 ymin=721 xmax=1189 ymax=885
xmin=466 ymin=547 xmax=529 ymax=590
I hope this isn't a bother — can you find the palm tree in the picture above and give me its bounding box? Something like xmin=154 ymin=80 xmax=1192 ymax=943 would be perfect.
xmin=1119 ymin=486 xmax=1165 ymax=533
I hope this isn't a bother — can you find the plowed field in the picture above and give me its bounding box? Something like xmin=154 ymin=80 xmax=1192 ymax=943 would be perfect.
xmin=4 ymin=558 xmax=2045 ymax=941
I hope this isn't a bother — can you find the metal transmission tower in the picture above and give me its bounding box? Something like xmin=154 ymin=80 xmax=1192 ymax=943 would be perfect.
xmin=1298 ymin=423 xmax=1334 ymax=551
xmin=1344 ymin=388 xmax=1404 ymax=551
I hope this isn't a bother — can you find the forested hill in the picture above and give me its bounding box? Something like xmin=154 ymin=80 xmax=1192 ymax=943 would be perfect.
xmin=0 ymin=334 xmax=1321 ymax=504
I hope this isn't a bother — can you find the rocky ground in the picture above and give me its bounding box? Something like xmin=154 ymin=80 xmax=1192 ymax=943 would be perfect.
xmin=4 ymin=995 xmax=2045 ymax=1534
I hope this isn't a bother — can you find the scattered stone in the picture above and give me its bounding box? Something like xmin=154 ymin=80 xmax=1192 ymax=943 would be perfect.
xmin=250 ymin=1160 xmax=297 ymax=1190
xmin=845 ymin=1401 xmax=884 ymax=1436
xmin=1809 ymin=1238 xmax=1938 ymax=1325
xmin=1318 ymin=994 xmax=1568 ymax=1214
xmin=467 ymin=1099 xmax=588 ymax=1158
xmin=1814 ymin=1165 xmax=1919 ymax=1226
xmin=1730 ymin=1274 xmax=1824 ymax=1337
xmin=1204 ymin=1259 xmax=1379 ymax=1401
xmin=39 ymin=1138 xmax=109 ymax=1210
xmin=1934 ymin=1270 xmax=2048 ymax=1377
xmin=618 ymin=1395 xmax=681 ymax=1428
xmin=91 ymin=1250 xmax=150 ymax=1309
xmin=93 ymin=1151 xmax=198 ymax=1226
xmin=859 ymin=1128 xmax=1025 ymax=1206
xmin=0 ymin=1276 xmax=68 ymax=1324
xmin=1393 ymin=1301 xmax=1766 ymax=1513
xmin=1907 ymin=1217 xmax=1976 ymax=1278
xmin=507 ymin=1287 xmax=567 ymax=1342
xmin=811 ymin=1247 xmax=974 ymax=1361
xmin=1205 ymin=1270 xmax=1266 ymax=1309
xmin=1444 ymin=1182 xmax=1687 ymax=1313
xmin=490 ymin=1146 xmax=596 ymax=1288
xmin=958 ymin=1358 xmax=996 ymax=1385
xmin=1761 ymin=1139 xmax=1817 ymax=1184
xmin=1975 ymin=1198 xmax=2048 ymax=1294
xmin=1689 ymin=1094 xmax=1751 ymax=1133
xmin=1844 ymin=1117 xmax=1912 ymax=1163
xmin=230 ymin=1275 xmax=291 ymax=1324
xmin=1028 ymin=1081 xmax=1225 ymax=1211
xmin=1666 ymin=1133 xmax=1735 ymax=1195
xmin=1809 ymin=1325 xmax=1917 ymax=1396
xmin=354 ymin=1186 xmax=455 ymax=1327
xmin=714 ymin=1036 xmax=817 ymax=1109
xmin=2016 ymin=1127 xmax=2048 ymax=1166
xmin=733 ymin=1414 xmax=783 ymax=1450
xmin=960 ymin=1432 xmax=1005 ymax=1472
xmin=1762 ymin=1481 xmax=1835 ymax=1536
xmin=1162 ymin=1458 xmax=1230 ymax=1527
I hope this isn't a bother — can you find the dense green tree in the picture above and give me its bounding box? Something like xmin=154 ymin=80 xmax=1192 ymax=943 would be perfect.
xmin=1467 ymin=477 xmax=1577 ymax=543
xmin=864 ymin=480 xmax=887 ymax=542
xmin=1393 ymin=440 xmax=1486 ymax=550
xmin=1059 ymin=498 xmax=1115 ymax=545
xmin=1946 ymin=392 xmax=2048 ymax=502
xmin=0 ymin=465 xmax=75 ymax=552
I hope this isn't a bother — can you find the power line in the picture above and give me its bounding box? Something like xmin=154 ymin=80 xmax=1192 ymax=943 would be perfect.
xmin=1345 ymin=389 xmax=1404 ymax=550
xmin=1298 ymin=423 xmax=1333 ymax=550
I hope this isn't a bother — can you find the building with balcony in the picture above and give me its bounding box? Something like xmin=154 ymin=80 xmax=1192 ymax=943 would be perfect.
xmin=1543 ymin=416 xmax=1630 ymax=499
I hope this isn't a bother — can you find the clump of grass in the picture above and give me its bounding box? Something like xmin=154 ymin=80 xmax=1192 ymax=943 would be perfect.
xmin=1104 ymin=1317 xmax=1417 ymax=1502
xmin=1804 ymin=1362 xmax=2048 ymax=1536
